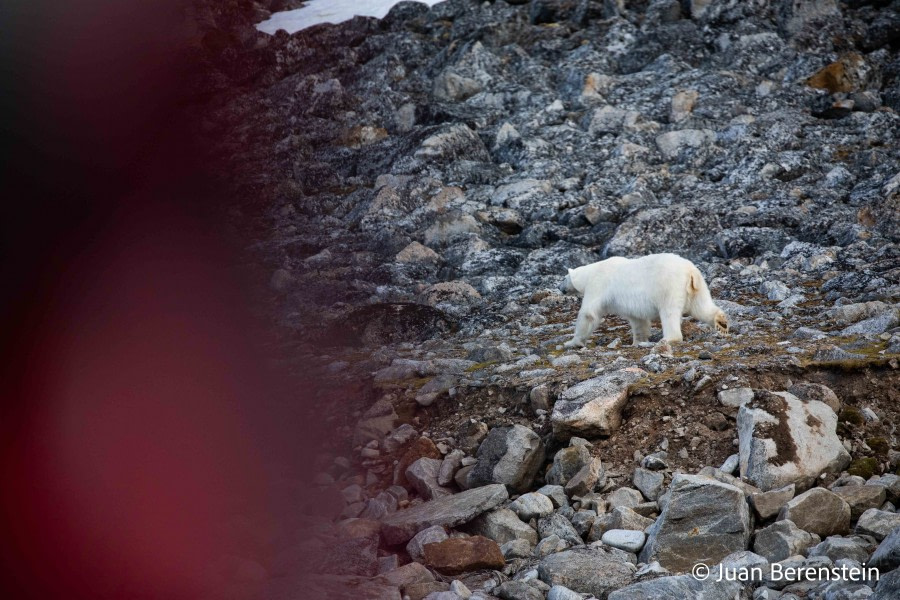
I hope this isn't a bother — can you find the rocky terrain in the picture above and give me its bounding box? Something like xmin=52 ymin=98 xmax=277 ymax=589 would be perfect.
xmin=189 ymin=0 xmax=900 ymax=598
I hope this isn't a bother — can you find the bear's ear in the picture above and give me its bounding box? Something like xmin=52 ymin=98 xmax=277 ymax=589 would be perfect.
xmin=567 ymin=268 xmax=574 ymax=275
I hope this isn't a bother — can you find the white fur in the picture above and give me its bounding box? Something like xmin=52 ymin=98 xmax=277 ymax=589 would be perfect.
xmin=560 ymin=253 xmax=728 ymax=347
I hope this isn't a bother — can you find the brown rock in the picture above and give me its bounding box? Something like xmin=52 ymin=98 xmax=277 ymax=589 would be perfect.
xmin=423 ymin=535 xmax=505 ymax=575
xmin=806 ymin=53 xmax=870 ymax=94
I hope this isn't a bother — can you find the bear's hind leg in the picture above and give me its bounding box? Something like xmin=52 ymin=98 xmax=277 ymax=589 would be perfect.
xmin=660 ymin=308 xmax=684 ymax=343
xmin=565 ymin=306 xmax=598 ymax=348
xmin=628 ymin=318 xmax=651 ymax=345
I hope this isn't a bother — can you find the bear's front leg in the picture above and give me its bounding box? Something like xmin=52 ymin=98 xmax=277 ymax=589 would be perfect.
xmin=627 ymin=318 xmax=651 ymax=345
xmin=564 ymin=306 xmax=597 ymax=348
xmin=659 ymin=308 xmax=684 ymax=343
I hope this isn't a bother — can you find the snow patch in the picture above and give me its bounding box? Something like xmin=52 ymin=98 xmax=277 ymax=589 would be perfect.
xmin=256 ymin=0 xmax=446 ymax=35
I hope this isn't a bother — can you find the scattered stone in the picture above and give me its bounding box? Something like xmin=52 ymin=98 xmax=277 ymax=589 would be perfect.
xmin=749 ymin=484 xmax=796 ymax=520
xmin=546 ymin=443 xmax=592 ymax=487
xmin=640 ymin=474 xmax=752 ymax=572
xmin=808 ymin=536 xmax=872 ymax=563
xmin=601 ymin=529 xmax=646 ymax=553
xmin=633 ymin=467 xmax=665 ymax=501
xmin=833 ymin=485 xmax=887 ymax=520
xmin=538 ymin=546 xmax=636 ymax=598
xmin=565 ymin=457 xmax=606 ymax=497
xmin=381 ymin=484 xmax=509 ymax=545
xmin=467 ymin=424 xmax=546 ymax=493
xmin=753 ymin=520 xmax=820 ymax=562
xmin=869 ymin=527 xmax=900 ymax=572
xmin=855 ymin=508 xmax=900 ymax=541
xmin=463 ymin=507 xmax=538 ymax=546
xmin=407 ymin=458 xmax=453 ymax=500
xmin=423 ymin=535 xmax=505 ymax=575
xmin=551 ymin=368 xmax=647 ymax=440
xmin=777 ymin=488 xmax=851 ymax=538
xmin=607 ymin=487 xmax=644 ymax=509
xmin=407 ymin=525 xmax=449 ymax=563
xmin=496 ymin=580 xmax=543 ymax=600
xmin=538 ymin=513 xmax=583 ymax=547
xmin=509 ymin=492 xmax=555 ymax=522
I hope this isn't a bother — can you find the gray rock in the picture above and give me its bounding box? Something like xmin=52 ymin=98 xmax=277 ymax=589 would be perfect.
xmin=778 ymin=0 xmax=841 ymax=35
xmin=530 ymin=384 xmax=551 ymax=413
xmin=502 ymin=538 xmax=533 ymax=559
xmin=656 ymin=129 xmax=716 ymax=161
xmin=753 ymin=520 xmax=820 ymax=562
xmin=533 ymin=534 xmax=569 ymax=558
xmin=601 ymin=529 xmax=646 ymax=553
xmin=786 ymin=383 xmax=842 ymax=413
xmin=439 ymin=449 xmax=466 ymax=487
xmin=565 ymin=457 xmax=606 ymax=497
xmin=761 ymin=280 xmax=791 ymax=301
xmin=537 ymin=484 xmax=570 ymax=508
xmin=640 ymin=474 xmax=752 ymax=572
xmin=495 ymin=580 xmax=543 ymax=600
xmin=381 ymin=484 xmax=509 ymax=545
xmin=607 ymin=572 xmax=742 ymax=600
xmin=808 ymin=536 xmax=872 ymax=563
xmin=841 ymin=310 xmax=899 ymax=336
xmin=749 ymin=484 xmax=796 ymax=520
xmin=720 ymin=454 xmax=740 ymax=475
xmin=464 ymin=507 xmax=538 ymax=546
xmin=833 ymin=485 xmax=887 ymax=520
xmin=570 ymin=510 xmax=596 ymax=538
xmin=538 ymin=546 xmax=637 ymax=598
xmin=738 ymin=390 xmax=850 ymax=491
xmin=869 ymin=526 xmax=900 ymax=572
xmin=551 ymin=368 xmax=647 ymax=440
xmin=407 ymin=458 xmax=454 ymax=500
xmin=407 ymin=525 xmax=449 ymax=562
xmin=509 ymin=492 xmax=555 ymax=522
xmin=633 ymin=468 xmax=665 ymax=502
xmin=719 ymin=387 xmax=754 ymax=409
xmin=607 ymin=487 xmax=645 ymax=510
xmin=855 ymin=509 xmax=900 ymax=541
xmin=589 ymin=506 xmax=655 ymax=541
xmin=874 ymin=568 xmax=900 ymax=600
xmin=538 ymin=512 xmax=583 ymax=547
xmin=458 ymin=421 xmax=489 ymax=455
xmin=777 ymin=488 xmax=851 ymax=538
xmin=546 ymin=585 xmax=583 ymax=600
xmin=467 ymin=424 xmax=545 ymax=493
xmin=546 ymin=444 xmax=592 ymax=487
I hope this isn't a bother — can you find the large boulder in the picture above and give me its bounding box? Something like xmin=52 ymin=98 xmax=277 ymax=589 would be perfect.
xmin=855 ymin=508 xmax=900 ymax=541
xmin=537 ymin=545 xmax=636 ymax=598
xmin=380 ymin=484 xmax=509 ymax=545
xmin=467 ymin=424 xmax=546 ymax=493
xmin=551 ymin=368 xmax=647 ymax=440
xmin=639 ymin=475 xmax=752 ymax=573
xmin=738 ymin=390 xmax=850 ymax=491
xmin=869 ymin=527 xmax=900 ymax=572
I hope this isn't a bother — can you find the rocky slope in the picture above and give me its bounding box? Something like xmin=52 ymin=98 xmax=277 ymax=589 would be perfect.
xmin=191 ymin=0 xmax=900 ymax=598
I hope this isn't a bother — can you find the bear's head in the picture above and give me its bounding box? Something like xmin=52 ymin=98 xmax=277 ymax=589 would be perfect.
xmin=559 ymin=269 xmax=578 ymax=294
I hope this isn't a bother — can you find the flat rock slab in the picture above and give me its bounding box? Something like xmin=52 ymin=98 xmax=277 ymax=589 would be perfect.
xmin=608 ymin=573 xmax=742 ymax=600
xmin=380 ymin=484 xmax=509 ymax=545
xmin=538 ymin=545 xmax=636 ymax=598
xmin=423 ymin=535 xmax=505 ymax=575
xmin=552 ymin=368 xmax=647 ymax=440
xmin=738 ymin=390 xmax=850 ymax=491
xmin=640 ymin=474 xmax=751 ymax=573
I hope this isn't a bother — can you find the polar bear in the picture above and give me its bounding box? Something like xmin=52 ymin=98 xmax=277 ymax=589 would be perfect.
xmin=559 ymin=253 xmax=728 ymax=347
